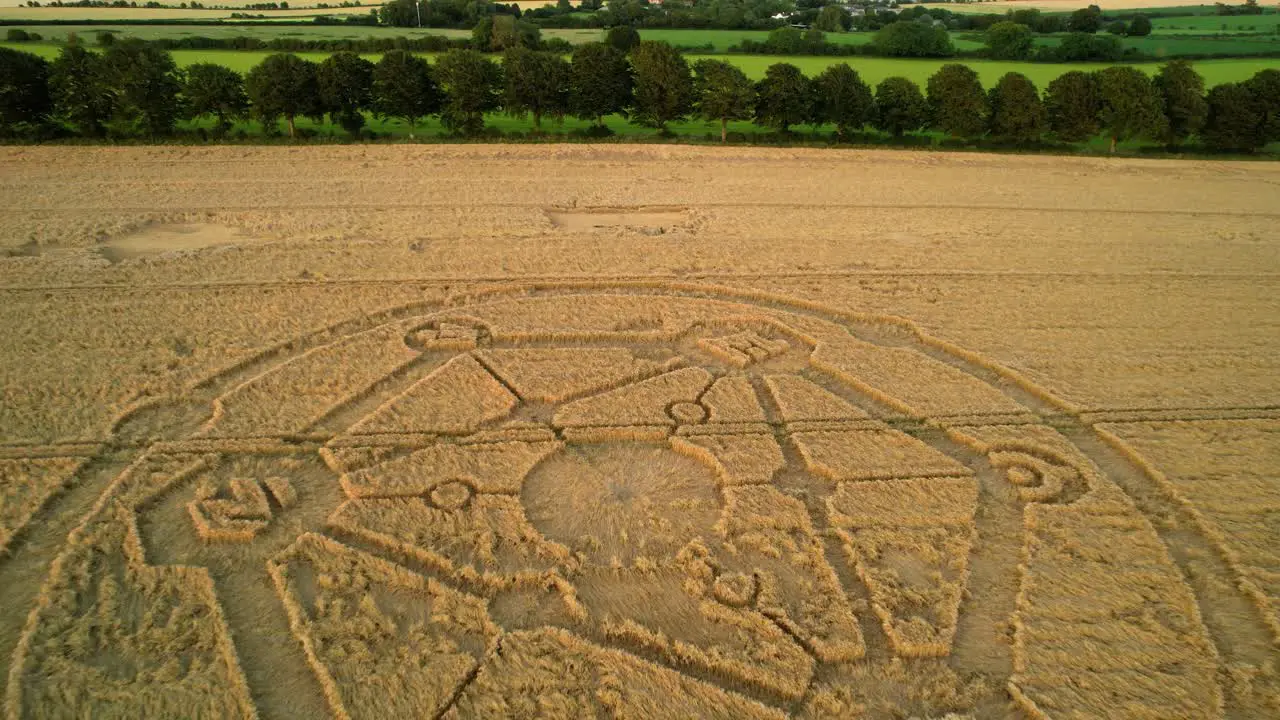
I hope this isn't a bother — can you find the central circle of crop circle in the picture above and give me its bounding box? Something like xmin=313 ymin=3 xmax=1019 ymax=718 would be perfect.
xmin=521 ymin=443 xmax=723 ymax=565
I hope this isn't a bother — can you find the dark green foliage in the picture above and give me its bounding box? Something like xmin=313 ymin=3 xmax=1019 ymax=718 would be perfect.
xmin=1045 ymin=70 xmax=1101 ymax=141
xmin=606 ymin=25 xmax=640 ymax=53
xmin=628 ymin=40 xmax=693 ymax=130
xmin=372 ymin=50 xmax=441 ymax=135
xmin=1095 ymin=66 xmax=1168 ymax=151
xmin=766 ymin=27 xmax=804 ymax=55
xmin=987 ymin=72 xmax=1046 ymax=144
xmin=1053 ymin=32 xmax=1124 ymax=62
xmin=873 ymin=76 xmax=928 ymax=138
xmin=50 ymin=45 xmax=111 ymax=137
xmin=569 ymin=42 xmax=632 ymax=126
xmin=811 ymin=63 xmax=873 ymax=137
xmin=472 ymin=15 xmax=541 ymax=52
xmin=1201 ymin=83 xmax=1264 ymax=151
xmin=1127 ymin=15 xmax=1153 ymax=36
xmin=927 ymin=63 xmax=988 ymax=139
xmin=1246 ymin=69 xmax=1280 ymax=143
xmin=985 ymin=21 xmax=1033 ymax=61
xmin=100 ymin=38 xmax=183 ymax=137
xmin=692 ymin=58 xmax=754 ymax=142
xmin=1068 ymin=6 xmax=1103 ymax=33
xmin=245 ymin=53 xmax=323 ymax=138
xmin=1153 ymin=60 xmax=1207 ymax=146
xmin=754 ymin=62 xmax=811 ymax=133
xmin=317 ymin=51 xmax=375 ymax=136
xmin=503 ymin=46 xmax=570 ymax=129
xmin=814 ymin=5 xmax=851 ymax=33
xmin=183 ymin=63 xmax=247 ymax=135
xmin=874 ymin=21 xmax=955 ymax=58
xmin=1106 ymin=20 xmax=1129 ymax=35
xmin=0 ymin=47 xmax=52 ymax=135
xmin=434 ymin=48 xmax=502 ymax=134
xmin=6 ymin=29 xmax=31 ymax=42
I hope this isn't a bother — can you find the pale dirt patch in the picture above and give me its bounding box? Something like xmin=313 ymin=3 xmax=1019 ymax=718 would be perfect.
xmin=545 ymin=207 xmax=690 ymax=234
xmin=99 ymin=222 xmax=260 ymax=263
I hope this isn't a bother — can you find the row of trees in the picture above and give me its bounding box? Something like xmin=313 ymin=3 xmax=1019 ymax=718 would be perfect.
xmin=2 ymin=40 xmax=1278 ymax=152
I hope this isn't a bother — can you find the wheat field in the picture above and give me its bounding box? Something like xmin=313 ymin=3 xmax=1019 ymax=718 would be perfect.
xmin=0 ymin=145 xmax=1277 ymax=719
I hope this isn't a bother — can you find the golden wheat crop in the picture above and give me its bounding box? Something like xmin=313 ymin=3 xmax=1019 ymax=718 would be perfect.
xmin=0 ymin=145 xmax=1276 ymax=720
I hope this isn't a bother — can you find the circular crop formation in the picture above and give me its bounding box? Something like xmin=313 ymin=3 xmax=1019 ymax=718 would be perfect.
xmin=1 ymin=289 xmax=1232 ymax=719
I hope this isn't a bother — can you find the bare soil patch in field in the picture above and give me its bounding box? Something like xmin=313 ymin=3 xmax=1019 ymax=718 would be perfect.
xmin=0 ymin=145 xmax=1277 ymax=720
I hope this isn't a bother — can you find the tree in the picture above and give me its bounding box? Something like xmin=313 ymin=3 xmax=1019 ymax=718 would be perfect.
xmin=873 ymin=76 xmax=928 ymax=138
xmin=99 ymin=38 xmax=182 ymax=137
xmin=434 ymin=48 xmax=502 ymax=134
xmin=1045 ymin=70 xmax=1100 ymax=141
xmin=606 ymin=24 xmax=640 ymax=53
xmin=1246 ymin=68 xmax=1280 ymax=144
xmin=245 ymin=53 xmax=323 ymax=138
xmin=985 ymin=21 xmax=1033 ymax=60
xmin=570 ymin=42 xmax=631 ymax=127
xmin=987 ymin=72 xmax=1045 ymax=144
xmin=1054 ymin=32 xmax=1124 ymax=62
xmin=1106 ymin=19 xmax=1128 ymax=35
xmin=692 ymin=58 xmax=754 ymax=142
xmin=183 ymin=63 xmax=247 ymax=135
xmin=50 ymin=44 xmax=111 ymax=137
xmin=1127 ymin=15 xmax=1153 ymax=36
xmin=1095 ymin=66 xmax=1167 ymax=152
xmin=927 ymin=63 xmax=987 ymax=139
xmin=1201 ymin=82 xmax=1264 ymax=152
xmin=378 ymin=0 xmax=419 ymax=27
xmin=767 ymin=27 xmax=804 ymax=54
xmin=875 ymin=21 xmax=954 ymax=57
xmin=1153 ymin=60 xmax=1207 ymax=147
xmin=754 ymin=62 xmax=811 ymax=134
xmin=629 ymin=40 xmax=693 ymax=131
xmin=371 ymin=50 xmax=440 ymax=137
xmin=473 ymin=14 xmax=540 ymax=52
xmin=0 ymin=47 xmax=52 ymax=135
xmin=811 ymin=63 xmax=873 ymax=138
xmin=1068 ymin=6 xmax=1102 ymax=33
xmin=814 ymin=5 xmax=850 ymax=32
xmin=317 ymin=51 xmax=374 ymax=136
xmin=503 ymin=46 xmax=570 ymax=130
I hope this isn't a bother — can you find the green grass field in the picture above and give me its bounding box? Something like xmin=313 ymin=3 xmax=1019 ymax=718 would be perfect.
xmin=1151 ymin=14 xmax=1280 ymax=34
xmin=6 ymin=41 xmax=1279 ymax=87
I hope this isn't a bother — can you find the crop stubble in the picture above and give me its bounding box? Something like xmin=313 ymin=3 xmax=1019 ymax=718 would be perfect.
xmin=0 ymin=145 xmax=1277 ymax=719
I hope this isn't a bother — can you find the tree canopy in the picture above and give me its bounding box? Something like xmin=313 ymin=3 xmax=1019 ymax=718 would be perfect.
xmin=874 ymin=75 xmax=928 ymax=138
xmin=1154 ymin=60 xmax=1207 ymax=146
xmin=371 ymin=51 xmax=441 ymax=135
xmin=927 ymin=63 xmax=988 ymax=139
xmin=988 ymin=72 xmax=1046 ymax=144
xmin=569 ymin=42 xmax=632 ymax=127
xmin=811 ymin=63 xmax=873 ymax=138
xmin=503 ymin=46 xmax=570 ymax=129
xmin=434 ymin=48 xmax=503 ymax=134
xmin=245 ymin=53 xmax=323 ymax=137
xmin=628 ymin=40 xmax=693 ymax=130
xmin=183 ymin=63 xmax=248 ymax=135
xmin=985 ymin=21 xmax=1033 ymax=61
xmin=1095 ymin=65 xmax=1168 ymax=151
xmin=1045 ymin=70 xmax=1101 ymax=142
xmin=754 ymin=62 xmax=812 ymax=133
xmin=318 ymin=51 xmax=375 ymax=136
xmin=692 ymin=58 xmax=754 ymax=142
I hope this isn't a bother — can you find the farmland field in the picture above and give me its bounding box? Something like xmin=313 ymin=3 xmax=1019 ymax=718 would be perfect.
xmin=0 ymin=145 xmax=1278 ymax=719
